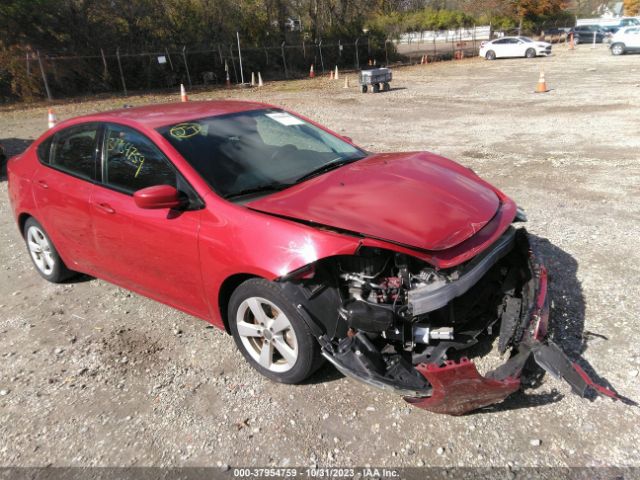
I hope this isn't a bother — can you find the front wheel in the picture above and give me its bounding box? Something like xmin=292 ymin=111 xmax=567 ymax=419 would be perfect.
xmin=485 ymin=50 xmax=496 ymax=60
xmin=525 ymin=48 xmax=536 ymax=58
xmin=228 ymin=278 xmax=323 ymax=384
xmin=611 ymin=43 xmax=625 ymax=55
xmin=373 ymin=83 xmax=380 ymax=93
xmin=361 ymin=85 xmax=367 ymax=93
xmin=23 ymin=217 xmax=75 ymax=283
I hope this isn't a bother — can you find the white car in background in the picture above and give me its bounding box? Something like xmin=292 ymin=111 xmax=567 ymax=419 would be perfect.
xmin=610 ymin=26 xmax=640 ymax=55
xmin=480 ymin=36 xmax=552 ymax=60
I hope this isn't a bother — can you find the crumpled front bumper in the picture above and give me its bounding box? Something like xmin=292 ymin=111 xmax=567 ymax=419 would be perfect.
xmin=404 ymin=238 xmax=619 ymax=415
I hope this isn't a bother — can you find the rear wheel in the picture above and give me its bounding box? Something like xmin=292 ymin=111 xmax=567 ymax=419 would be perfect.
xmin=383 ymin=82 xmax=390 ymax=91
xmin=228 ymin=278 xmax=323 ymax=384
xmin=485 ymin=50 xmax=496 ymax=60
xmin=361 ymin=85 xmax=367 ymax=93
xmin=23 ymin=217 xmax=75 ymax=283
xmin=373 ymin=83 xmax=380 ymax=93
xmin=611 ymin=43 xmax=625 ymax=55
xmin=525 ymin=48 xmax=536 ymax=58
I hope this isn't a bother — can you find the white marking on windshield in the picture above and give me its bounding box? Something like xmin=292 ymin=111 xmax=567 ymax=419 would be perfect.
xmin=266 ymin=112 xmax=305 ymax=126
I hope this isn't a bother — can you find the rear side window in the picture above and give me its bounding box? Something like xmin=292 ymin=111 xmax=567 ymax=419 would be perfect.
xmin=50 ymin=124 xmax=98 ymax=180
xmin=103 ymin=124 xmax=177 ymax=194
xmin=36 ymin=137 xmax=53 ymax=164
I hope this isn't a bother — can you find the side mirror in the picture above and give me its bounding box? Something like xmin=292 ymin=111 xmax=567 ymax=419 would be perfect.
xmin=134 ymin=185 xmax=181 ymax=209
xmin=343 ymin=136 xmax=353 ymax=143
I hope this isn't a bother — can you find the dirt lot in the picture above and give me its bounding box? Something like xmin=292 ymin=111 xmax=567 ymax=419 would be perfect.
xmin=1 ymin=44 xmax=639 ymax=470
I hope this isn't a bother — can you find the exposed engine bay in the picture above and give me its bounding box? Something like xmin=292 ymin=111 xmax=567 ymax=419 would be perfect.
xmin=278 ymin=225 xmax=619 ymax=415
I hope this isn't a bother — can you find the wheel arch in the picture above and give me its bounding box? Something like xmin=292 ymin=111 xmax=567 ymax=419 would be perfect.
xmin=17 ymin=212 xmax=33 ymax=238
xmin=218 ymin=273 xmax=261 ymax=333
xmin=611 ymin=42 xmax=625 ymax=53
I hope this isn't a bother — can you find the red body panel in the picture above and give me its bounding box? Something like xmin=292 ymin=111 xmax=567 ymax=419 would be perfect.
xmin=89 ymin=185 xmax=209 ymax=318
xmin=406 ymin=359 xmax=521 ymax=415
xmin=7 ymin=100 xmax=518 ymax=330
xmin=31 ymin=168 xmax=97 ymax=271
xmin=248 ymin=152 xmax=500 ymax=252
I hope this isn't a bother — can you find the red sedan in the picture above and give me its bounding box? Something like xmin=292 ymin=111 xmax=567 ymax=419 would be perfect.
xmin=7 ymin=101 xmax=616 ymax=414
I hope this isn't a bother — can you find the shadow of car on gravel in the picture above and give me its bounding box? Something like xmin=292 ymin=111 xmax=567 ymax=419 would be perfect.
xmin=478 ymin=234 xmax=635 ymax=413
xmin=0 ymin=138 xmax=32 ymax=180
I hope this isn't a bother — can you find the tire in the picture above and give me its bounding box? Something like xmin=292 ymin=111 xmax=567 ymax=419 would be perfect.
xmin=525 ymin=48 xmax=536 ymax=58
xmin=361 ymin=85 xmax=367 ymax=93
xmin=573 ymin=36 xmax=580 ymax=45
xmin=373 ymin=83 xmax=380 ymax=93
xmin=611 ymin=43 xmax=625 ymax=56
xmin=383 ymin=82 xmax=390 ymax=91
xmin=228 ymin=278 xmax=323 ymax=384
xmin=485 ymin=50 xmax=496 ymax=60
xmin=23 ymin=217 xmax=75 ymax=283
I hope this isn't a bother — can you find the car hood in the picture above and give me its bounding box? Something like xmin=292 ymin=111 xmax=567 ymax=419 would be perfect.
xmin=247 ymin=152 xmax=501 ymax=252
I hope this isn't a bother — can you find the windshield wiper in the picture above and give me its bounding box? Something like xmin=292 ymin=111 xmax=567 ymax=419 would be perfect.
xmin=294 ymin=156 xmax=365 ymax=184
xmin=224 ymin=182 xmax=294 ymax=199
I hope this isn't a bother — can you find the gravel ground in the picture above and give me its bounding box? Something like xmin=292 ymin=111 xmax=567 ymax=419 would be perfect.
xmin=0 ymin=45 xmax=639 ymax=470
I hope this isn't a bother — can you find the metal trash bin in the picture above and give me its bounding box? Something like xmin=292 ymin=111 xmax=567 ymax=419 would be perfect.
xmin=358 ymin=68 xmax=392 ymax=93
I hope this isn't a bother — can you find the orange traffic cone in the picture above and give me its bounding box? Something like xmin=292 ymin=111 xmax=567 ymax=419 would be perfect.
xmin=309 ymin=64 xmax=315 ymax=78
xmin=334 ymin=66 xmax=339 ymax=80
xmin=226 ymin=71 xmax=231 ymax=88
xmin=344 ymin=76 xmax=349 ymax=88
xmin=569 ymin=33 xmax=575 ymax=50
xmin=47 ymin=108 xmax=57 ymax=129
xmin=258 ymin=72 xmax=264 ymax=87
xmin=180 ymin=84 xmax=188 ymax=102
xmin=329 ymin=70 xmax=334 ymax=80
xmin=251 ymin=72 xmax=255 ymax=86
xmin=535 ymin=69 xmax=549 ymax=93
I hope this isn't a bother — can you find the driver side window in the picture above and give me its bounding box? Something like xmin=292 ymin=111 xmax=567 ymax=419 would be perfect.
xmin=103 ymin=124 xmax=177 ymax=194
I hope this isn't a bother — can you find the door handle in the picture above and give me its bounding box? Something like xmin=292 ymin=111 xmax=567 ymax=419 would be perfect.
xmin=95 ymin=202 xmax=115 ymax=214
xmin=37 ymin=180 xmax=48 ymax=189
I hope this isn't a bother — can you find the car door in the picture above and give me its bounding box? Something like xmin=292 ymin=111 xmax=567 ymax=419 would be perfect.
xmin=625 ymin=28 xmax=640 ymax=48
xmin=31 ymin=123 xmax=100 ymax=271
xmin=489 ymin=38 xmax=509 ymax=57
xmin=90 ymin=122 xmax=209 ymax=318
xmin=499 ymin=38 xmax=521 ymax=57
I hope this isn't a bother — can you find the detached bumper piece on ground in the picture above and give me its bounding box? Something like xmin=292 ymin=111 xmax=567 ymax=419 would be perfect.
xmin=280 ymin=227 xmax=619 ymax=415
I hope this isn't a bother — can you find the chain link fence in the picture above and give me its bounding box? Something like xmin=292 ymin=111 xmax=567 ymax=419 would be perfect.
xmin=18 ymin=37 xmax=397 ymax=101
xmin=10 ymin=21 xmax=574 ymax=103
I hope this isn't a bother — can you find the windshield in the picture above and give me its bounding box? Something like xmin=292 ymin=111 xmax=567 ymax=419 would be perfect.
xmin=158 ymin=108 xmax=366 ymax=199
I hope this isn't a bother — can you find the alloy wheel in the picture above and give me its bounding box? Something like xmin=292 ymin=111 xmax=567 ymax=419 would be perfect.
xmin=27 ymin=226 xmax=55 ymax=276
xmin=236 ymin=296 xmax=298 ymax=373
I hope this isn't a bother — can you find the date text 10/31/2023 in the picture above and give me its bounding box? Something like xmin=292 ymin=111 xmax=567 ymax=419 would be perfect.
xmin=233 ymin=468 xmax=401 ymax=478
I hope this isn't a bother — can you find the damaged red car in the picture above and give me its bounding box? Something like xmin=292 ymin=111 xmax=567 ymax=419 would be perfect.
xmin=7 ymin=101 xmax=616 ymax=414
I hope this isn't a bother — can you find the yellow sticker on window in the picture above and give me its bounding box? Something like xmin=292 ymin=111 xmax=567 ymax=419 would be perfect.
xmin=107 ymin=137 xmax=146 ymax=178
xmin=170 ymin=123 xmax=202 ymax=139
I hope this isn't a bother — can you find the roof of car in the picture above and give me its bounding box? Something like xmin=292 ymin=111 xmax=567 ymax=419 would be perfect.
xmin=79 ymin=100 xmax=273 ymax=129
